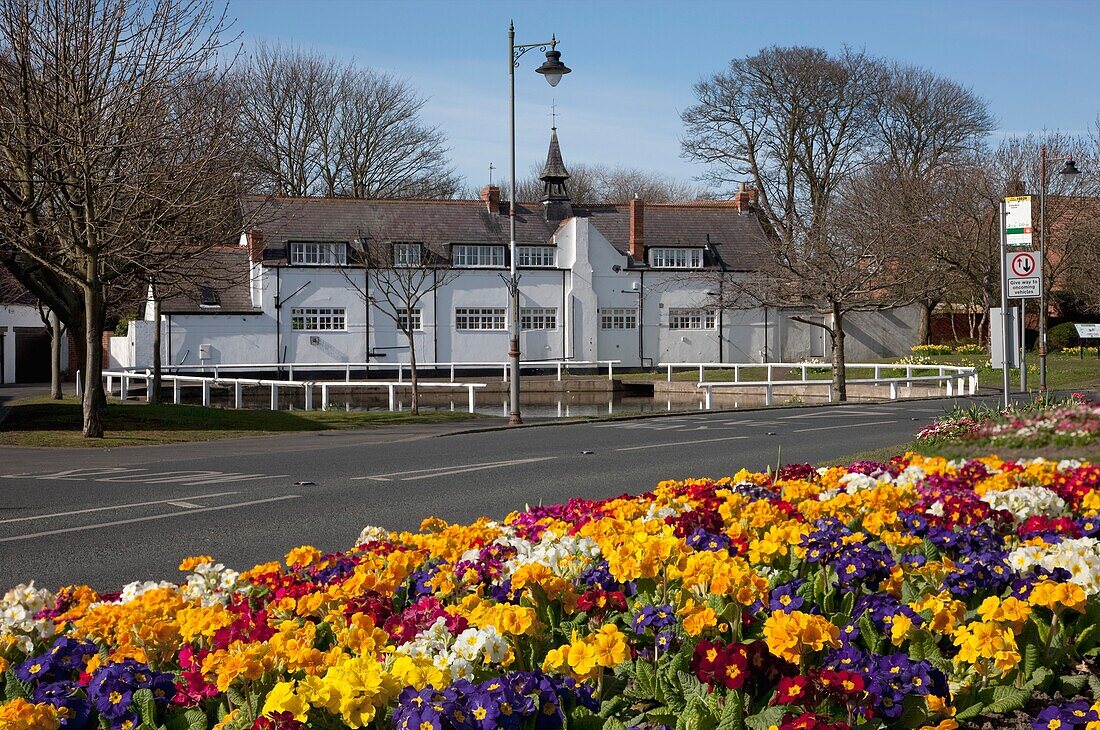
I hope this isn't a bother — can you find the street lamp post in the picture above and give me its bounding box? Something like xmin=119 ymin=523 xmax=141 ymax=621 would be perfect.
xmin=1038 ymin=146 xmax=1080 ymax=390
xmin=506 ymin=22 xmax=570 ymax=425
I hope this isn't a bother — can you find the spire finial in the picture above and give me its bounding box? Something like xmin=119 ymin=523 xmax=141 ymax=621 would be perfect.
xmin=489 ymin=162 xmax=494 ymax=186
xmin=550 ymin=99 xmax=557 ymax=129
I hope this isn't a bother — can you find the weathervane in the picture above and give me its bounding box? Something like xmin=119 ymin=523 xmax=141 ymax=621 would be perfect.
xmin=489 ymin=162 xmax=495 ymax=186
xmin=551 ymin=99 xmax=557 ymax=128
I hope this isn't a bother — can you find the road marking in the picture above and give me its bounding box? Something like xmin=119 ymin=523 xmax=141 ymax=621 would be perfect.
xmin=0 ymin=495 xmax=302 ymax=543
xmin=0 ymin=492 xmax=240 ymax=525
xmin=778 ymin=410 xmax=892 ymax=420
xmin=354 ymin=457 xmax=557 ymax=482
xmin=616 ymin=435 xmax=749 ymax=452
xmin=165 ymin=501 xmax=203 ymax=509
xmin=791 ymin=420 xmax=896 ymax=434
xmin=1 ymin=468 xmax=288 ymax=485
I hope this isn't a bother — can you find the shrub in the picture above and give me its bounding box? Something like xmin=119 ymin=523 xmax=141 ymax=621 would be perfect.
xmin=910 ymin=344 xmax=953 ymax=356
xmin=1047 ymin=322 xmax=1079 ymax=350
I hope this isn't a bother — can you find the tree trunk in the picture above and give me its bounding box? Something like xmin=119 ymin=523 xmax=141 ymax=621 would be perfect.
xmin=830 ymin=302 xmax=847 ymax=402
xmin=407 ymin=326 xmax=419 ymax=416
xmin=916 ymin=301 xmax=933 ymax=346
xmin=82 ymin=280 xmax=106 ymax=438
xmin=149 ymin=292 xmax=162 ymax=404
xmin=49 ymin=311 xmax=62 ymax=399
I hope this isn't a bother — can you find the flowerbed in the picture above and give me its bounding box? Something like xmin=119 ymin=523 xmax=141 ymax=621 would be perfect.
xmin=917 ymin=396 xmax=1100 ymax=449
xmin=3 ymin=455 xmax=1100 ymax=730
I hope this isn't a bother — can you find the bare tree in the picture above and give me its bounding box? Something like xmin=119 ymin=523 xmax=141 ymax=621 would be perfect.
xmin=0 ymin=0 xmax=242 ymax=437
xmin=338 ymin=239 xmax=456 ymax=415
xmin=512 ymin=161 xmax=709 ymax=205
xmin=682 ymin=46 xmax=896 ymax=400
xmin=869 ymin=63 xmax=995 ymax=343
xmin=237 ymin=44 xmax=460 ymax=199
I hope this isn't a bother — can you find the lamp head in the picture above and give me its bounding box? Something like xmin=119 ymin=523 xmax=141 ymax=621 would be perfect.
xmin=1060 ymin=157 xmax=1081 ymax=176
xmin=535 ymin=43 xmax=570 ymax=87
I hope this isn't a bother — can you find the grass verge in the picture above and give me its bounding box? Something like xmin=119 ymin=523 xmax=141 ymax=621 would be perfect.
xmin=0 ymin=397 xmax=476 ymax=448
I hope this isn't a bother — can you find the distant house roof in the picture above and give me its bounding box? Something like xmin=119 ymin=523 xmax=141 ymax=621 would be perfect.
xmin=158 ymin=247 xmax=259 ymax=315
xmin=240 ymin=196 xmax=771 ymax=271
xmin=0 ymin=268 xmax=36 ymax=307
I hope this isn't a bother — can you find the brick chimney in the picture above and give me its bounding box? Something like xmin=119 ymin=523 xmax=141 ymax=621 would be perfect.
xmin=246 ymin=229 xmax=264 ymax=263
xmin=629 ymin=197 xmax=645 ymax=263
xmin=481 ymin=185 xmax=501 ymax=214
xmin=733 ymin=182 xmax=758 ymax=213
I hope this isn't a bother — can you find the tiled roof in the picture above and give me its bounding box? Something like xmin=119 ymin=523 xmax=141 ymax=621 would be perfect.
xmin=241 ymin=196 xmax=561 ymax=265
xmin=241 ymin=196 xmax=771 ymax=271
xmin=159 ymin=247 xmax=258 ymax=314
xmin=581 ymin=202 xmax=771 ymax=270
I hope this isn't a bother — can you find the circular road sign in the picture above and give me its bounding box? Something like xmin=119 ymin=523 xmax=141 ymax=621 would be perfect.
xmin=1010 ymin=252 xmax=1037 ymax=277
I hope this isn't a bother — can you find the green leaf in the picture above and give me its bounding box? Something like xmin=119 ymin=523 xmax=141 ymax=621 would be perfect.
xmin=982 ymin=686 xmax=1030 ymax=715
xmin=569 ymin=717 xmax=605 ymax=730
xmin=1025 ymin=666 xmax=1053 ymax=692
xmin=745 ymin=706 xmax=786 ymax=730
xmin=841 ymin=590 xmax=856 ymax=618
xmin=921 ymin=538 xmax=941 ymax=562
xmin=859 ymin=614 xmax=884 ymax=655
xmin=1089 ymin=672 xmax=1100 ymax=698
xmin=3 ymin=669 xmax=31 ymax=702
xmin=133 ymin=688 xmax=157 ymax=725
xmin=898 ymin=694 xmax=929 ymax=730
xmin=1056 ymin=673 xmax=1088 ymax=694
xmin=602 ymin=719 xmax=628 ymax=730
xmin=717 ymin=691 xmax=745 ymax=730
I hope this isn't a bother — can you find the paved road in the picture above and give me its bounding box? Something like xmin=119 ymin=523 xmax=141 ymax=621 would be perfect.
xmin=0 ymin=396 xmax=981 ymax=590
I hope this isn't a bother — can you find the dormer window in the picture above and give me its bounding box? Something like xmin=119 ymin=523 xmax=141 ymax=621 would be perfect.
xmin=198 ymin=286 xmax=220 ymax=308
xmin=649 ymin=248 xmax=703 ymax=269
xmin=452 ymin=244 xmax=505 ymax=268
xmin=393 ymin=242 xmax=422 ymax=267
xmin=290 ymin=241 xmax=347 ymax=266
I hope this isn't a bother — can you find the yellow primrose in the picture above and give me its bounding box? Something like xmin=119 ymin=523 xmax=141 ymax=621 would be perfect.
xmin=261 ymin=681 xmax=310 ymax=722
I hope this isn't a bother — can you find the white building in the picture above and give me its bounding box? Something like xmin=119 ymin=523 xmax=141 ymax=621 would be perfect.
xmin=0 ymin=269 xmax=67 ymax=385
xmin=127 ymin=130 xmax=919 ymax=370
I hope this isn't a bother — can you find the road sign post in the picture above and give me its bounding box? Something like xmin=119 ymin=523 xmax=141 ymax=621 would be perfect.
xmin=998 ymin=200 xmax=1011 ymax=407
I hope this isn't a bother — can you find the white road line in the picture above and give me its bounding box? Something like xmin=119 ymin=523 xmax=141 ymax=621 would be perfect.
xmin=165 ymin=501 xmax=203 ymax=509
xmin=354 ymin=459 xmax=558 ymax=481
xmin=399 ymin=458 xmax=558 ymax=481
xmin=94 ymin=470 xmax=227 ymax=483
xmin=0 ymin=492 xmax=240 ymax=525
xmin=0 ymin=495 xmax=302 ymax=543
xmin=4 ymin=467 xmax=148 ymax=480
xmin=353 ymin=458 xmax=552 ymax=481
xmin=791 ymin=420 xmax=896 ymax=434
xmin=779 ymin=410 xmax=891 ymax=420
xmin=616 ymin=435 xmax=749 ymax=452
xmin=183 ymin=474 xmax=290 ymax=485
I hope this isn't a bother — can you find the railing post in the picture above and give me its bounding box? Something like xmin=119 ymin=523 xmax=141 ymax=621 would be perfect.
xmin=202 ymin=380 xmax=211 ymax=407
xmin=346 ymin=364 xmax=351 ymax=382
xmin=321 ymin=384 xmax=329 ymax=411
xmin=890 ymin=381 xmax=898 ymax=400
xmin=120 ymin=375 xmax=128 ymax=401
xmin=388 ymin=384 xmax=395 ymax=411
xmin=874 ymin=365 xmax=881 ymax=381
xmin=733 ymin=365 xmax=740 ymax=383
xmin=270 ymin=383 xmax=278 ymax=410
xmin=234 ymin=381 xmax=243 ymax=409
xmin=765 ymin=383 xmax=773 ymax=406
xmin=106 ymin=375 xmax=114 ymax=396
xmin=145 ymin=370 xmax=152 ymax=402
xmin=502 ymin=364 xmax=508 ymax=382
xmin=767 ymin=363 xmax=773 ymax=384
xmin=801 ymin=364 xmax=807 ymax=381
xmin=451 ymin=363 xmax=456 ymax=382
xmin=288 ymin=364 xmax=294 ymax=380
xmin=703 ymin=385 xmax=712 ymax=409
xmin=667 ymin=364 xmax=672 ymax=381
xmin=608 ymin=361 xmax=613 ymax=380
xmin=304 ymin=384 xmax=313 ymax=411
xmin=906 ymin=366 xmax=913 ymax=387
xmin=397 ymin=363 xmax=403 ymax=383
xmin=827 ymin=383 xmax=834 ymax=403
xmin=173 ymin=378 xmax=180 ymax=404
xmin=467 ymin=384 xmax=476 ymax=414
xmin=946 ymin=378 xmax=953 ymax=397
xmin=957 ymin=376 xmax=965 ymax=395
xmin=76 ymin=369 xmax=83 ymax=397
xmin=557 ymin=363 xmax=562 ymax=381
xmin=699 ymin=365 xmax=704 ymax=383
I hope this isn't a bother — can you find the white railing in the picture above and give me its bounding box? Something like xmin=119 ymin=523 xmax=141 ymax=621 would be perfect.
xmin=115 ymin=359 xmax=621 ymax=383
xmin=101 ymin=370 xmax=486 ymax=413
xmin=656 ymin=361 xmax=979 ymax=408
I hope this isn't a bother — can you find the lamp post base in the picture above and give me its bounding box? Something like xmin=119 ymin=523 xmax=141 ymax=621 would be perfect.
xmin=508 ymin=335 xmax=522 ymax=425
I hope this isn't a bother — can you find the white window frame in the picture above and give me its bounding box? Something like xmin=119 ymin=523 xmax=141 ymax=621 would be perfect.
xmin=455 ymin=307 xmax=506 ymax=330
xmin=521 ymin=307 xmax=557 ymax=330
xmin=392 ymin=242 xmax=422 ymax=268
xmin=599 ymin=308 xmax=638 ymax=330
xmin=649 ymin=248 xmax=703 ymax=269
xmin=517 ymin=246 xmax=556 ymax=267
xmin=397 ymin=307 xmax=422 ymax=332
xmin=668 ymin=308 xmax=716 ymax=330
xmin=291 ymin=307 xmax=346 ymax=331
xmin=452 ymin=244 xmax=505 ymax=268
xmin=290 ymin=242 xmax=347 ymax=266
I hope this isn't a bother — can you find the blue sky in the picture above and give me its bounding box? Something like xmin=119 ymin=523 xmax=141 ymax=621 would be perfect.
xmin=230 ymin=0 xmax=1100 ymax=192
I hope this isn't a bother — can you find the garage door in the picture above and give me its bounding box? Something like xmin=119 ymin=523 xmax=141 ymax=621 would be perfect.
xmin=14 ymin=328 xmax=50 ymax=383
